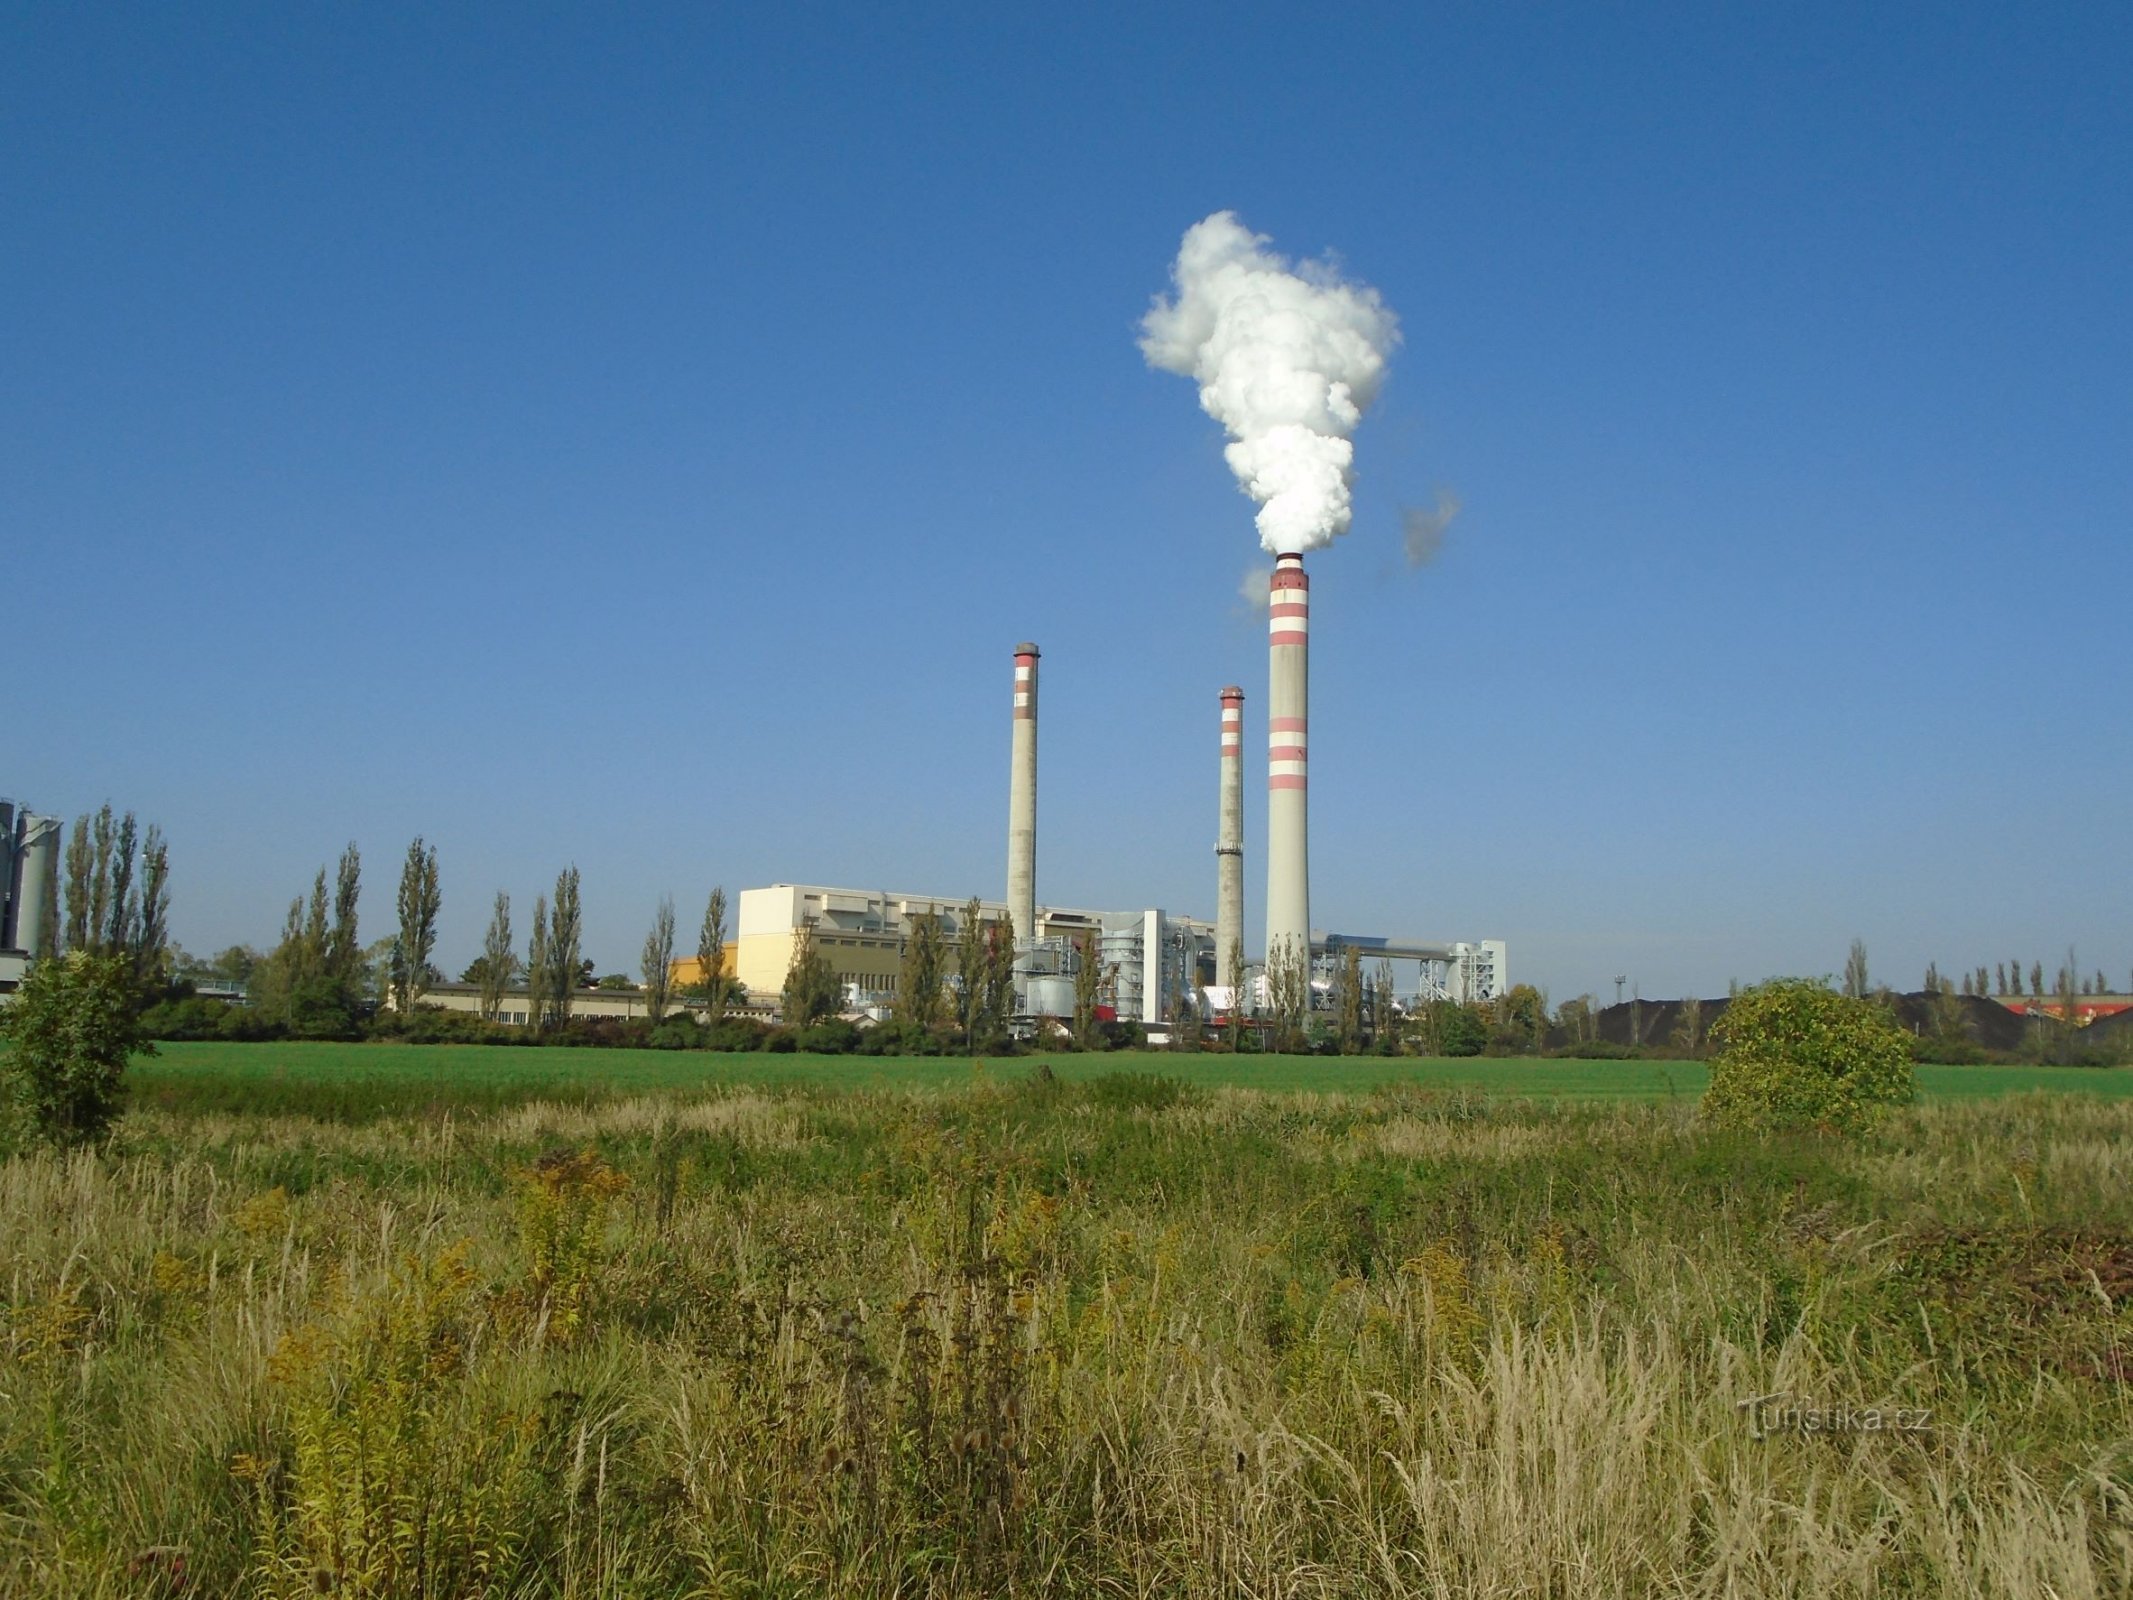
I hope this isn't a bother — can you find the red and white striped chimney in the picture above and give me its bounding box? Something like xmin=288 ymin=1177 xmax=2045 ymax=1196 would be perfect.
xmin=1006 ymin=643 xmax=1040 ymax=964
xmin=1216 ymin=685 xmax=1245 ymax=990
xmin=1265 ymin=554 xmax=1309 ymax=970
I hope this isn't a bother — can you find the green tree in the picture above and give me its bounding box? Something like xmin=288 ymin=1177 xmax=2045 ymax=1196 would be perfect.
xmin=390 ymin=837 xmax=441 ymax=1015
xmin=1335 ymin=944 xmax=1365 ymax=1053
xmin=2 ymin=950 xmax=155 ymax=1147
xmin=1222 ymin=936 xmax=1248 ymax=1051
xmin=61 ymin=818 xmax=90 ymax=950
xmin=58 ymin=804 xmax=169 ymax=995
xmin=476 ymin=892 xmax=516 ymax=1021
xmin=695 ymin=887 xmax=729 ymax=1026
xmin=955 ymin=897 xmax=988 ymax=1037
xmin=1996 ymin=962 xmax=2008 ymax=996
xmin=641 ymin=896 xmax=676 ymax=1024
xmin=1265 ymin=935 xmax=1309 ymax=1051
xmin=133 ymin=826 xmax=171 ymax=993
xmin=894 ymin=907 xmax=945 ymax=1031
xmin=547 ymin=867 xmax=582 ymax=1027
xmin=527 ymin=895 xmax=552 ymax=1032
xmin=1075 ymin=925 xmax=1109 ymax=1053
xmin=1370 ymin=958 xmax=1398 ymax=1050
xmin=976 ymin=911 xmax=1017 ymax=1045
xmin=781 ymin=919 xmax=839 ymax=1027
xmin=1492 ymin=983 xmax=1547 ymax=1054
xmin=1842 ymin=939 xmax=1869 ymax=1000
xmin=249 ymin=857 xmax=363 ymax=1036
xmin=103 ymin=811 xmax=137 ymax=951
xmin=1702 ymin=979 xmax=1914 ymax=1135
xmin=326 ymin=843 xmax=362 ymax=984
xmin=2030 ymin=961 xmax=2043 ymax=997
xmin=208 ymin=945 xmax=260 ymax=987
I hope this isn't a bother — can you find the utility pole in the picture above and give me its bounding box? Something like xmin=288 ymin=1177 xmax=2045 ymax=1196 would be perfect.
xmin=1614 ymin=975 xmax=1627 ymax=1007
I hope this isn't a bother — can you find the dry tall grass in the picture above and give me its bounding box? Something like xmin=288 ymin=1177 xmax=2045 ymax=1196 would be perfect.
xmin=3 ymin=1078 xmax=2130 ymax=1595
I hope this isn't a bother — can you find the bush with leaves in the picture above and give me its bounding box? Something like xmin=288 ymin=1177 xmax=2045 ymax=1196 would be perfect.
xmin=1702 ymin=977 xmax=1914 ymax=1135
xmin=1 ymin=950 xmax=154 ymax=1146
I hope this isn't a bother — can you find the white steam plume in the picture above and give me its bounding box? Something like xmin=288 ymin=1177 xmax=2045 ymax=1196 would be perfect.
xmin=1239 ymin=564 xmax=1273 ymax=609
xmin=1141 ymin=212 xmax=1400 ymax=555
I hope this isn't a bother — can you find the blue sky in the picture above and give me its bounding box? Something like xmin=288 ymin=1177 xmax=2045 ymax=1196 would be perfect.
xmin=7 ymin=3 xmax=2128 ymax=1000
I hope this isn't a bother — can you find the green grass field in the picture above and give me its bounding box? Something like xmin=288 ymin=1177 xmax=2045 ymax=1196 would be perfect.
xmin=120 ymin=1038 xmax=2133 ymax=1120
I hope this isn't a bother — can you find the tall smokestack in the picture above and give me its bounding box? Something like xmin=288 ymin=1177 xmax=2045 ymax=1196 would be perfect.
xmin=1215 ymin=686 xmax=1244 ymax=988
xmin=1007 ymin=643 xmax=1039 ymax=967
xmin=1265 ymin=553 xmax=1309 ymax=970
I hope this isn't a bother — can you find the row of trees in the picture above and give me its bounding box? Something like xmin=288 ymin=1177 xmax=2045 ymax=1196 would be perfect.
xmin=56 ymin=803 xmax=171 ymax=999
xmin=1848 ymin=940 xmax=2125 ymax=1003
xmin=236 ymin=838 xmax=745 ymax=1039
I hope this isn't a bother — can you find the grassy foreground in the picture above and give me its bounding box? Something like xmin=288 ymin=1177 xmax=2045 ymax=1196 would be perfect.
xmin=4 ymin=1065 xmax=2133 ymax=1596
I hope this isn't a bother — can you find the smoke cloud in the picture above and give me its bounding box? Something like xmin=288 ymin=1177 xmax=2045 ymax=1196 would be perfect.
xmin=1141 ymin=212 xmax=1400 ymax=555
xmin=1401 ymin=489 xmax=1461 ymax=567
xmin=1239 ymin=564 xmax=1273 ymax=609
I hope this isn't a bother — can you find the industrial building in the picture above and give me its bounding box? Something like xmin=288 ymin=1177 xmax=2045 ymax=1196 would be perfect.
xmin=0 ymin=801 xmax=61 ymax=997
xmin=735 ymin=884 xmax=1211 ymax=1028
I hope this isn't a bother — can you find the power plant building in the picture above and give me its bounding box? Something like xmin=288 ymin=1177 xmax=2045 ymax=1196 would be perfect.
xmin=735 ymin=884 xmax=1211 ymax=1028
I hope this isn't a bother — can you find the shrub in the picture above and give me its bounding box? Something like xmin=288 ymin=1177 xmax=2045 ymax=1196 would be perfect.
xmin=648 ymin=1014 xmax=705 ymax=1050
xmin=707 ymin=1018 xmax=772 ymax=1052
xmin=1702 ymin=978 xmax=1915 ymax=1135
xmin=797 ymin=1019 xmax=862 ymax=1054
xmin=370 ymin=1006 xmax=510 ymax=1046
xmin=140 ymin=994 xmax=241 ymax=1041
xmin=0 ymin=951 xmax=155 ymax=1147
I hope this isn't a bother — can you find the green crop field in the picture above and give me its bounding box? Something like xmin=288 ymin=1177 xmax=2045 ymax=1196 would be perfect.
xmin=7 ymin=1042 xmax=2133 ymax=1594
xmin=106 ymin=1038 xmax=2133 ymax=1120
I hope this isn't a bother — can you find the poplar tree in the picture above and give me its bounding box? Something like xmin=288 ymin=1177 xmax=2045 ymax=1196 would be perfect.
xmin=134 ymin=827 xmax=170 ymax=991
xmin=547 ymin=868 xmax=582 ymax=1027
xmin=1336 ymin=944 xmax=1365 ymax=1053
xmin=1072 ymin=930 xmax=1103 ymax=1048
xmin=527 ymin=896 xmax=552 ymax=1032
xmin=894 ymin=907 xmax=944 ymax=1031
xmin=1374 ymin=958 xmax=1398 ymax=1048
xmin=478 ymin=891 xmax=515 ymax=1021
xmin=390 ymin=837 xmax=441 ymax=1014
xmin=326 ymin=844 xmax=362 ymax=983
xmin=62 ymin=821 xmax=90 ymax=951
xmin=86 ymin=807 xmax=114 ymax=954
xmin=103 ymin=812 xmax=137 ymax=952
xmin=1266 ymin=935 xmax=1309 ymax=1049
xmin=1843 ymin=940 xmax=1869 ymax=1000
xmin=1224 ymin=936 xmax=1247 ymax=1051
xmin=642 ymin=896 xmax=676 ymax=1024
xmin=696 ymin=886 xmax=729 ymax=1026
xmin=955 ymin=897 xmax=987 ymax=1036
xmin=978 ymin=911 xmax=1017 ymax=1043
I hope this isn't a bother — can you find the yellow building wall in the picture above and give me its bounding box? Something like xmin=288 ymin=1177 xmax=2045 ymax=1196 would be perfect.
xmin=667 ymin=948 xmax=739 ymax=990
